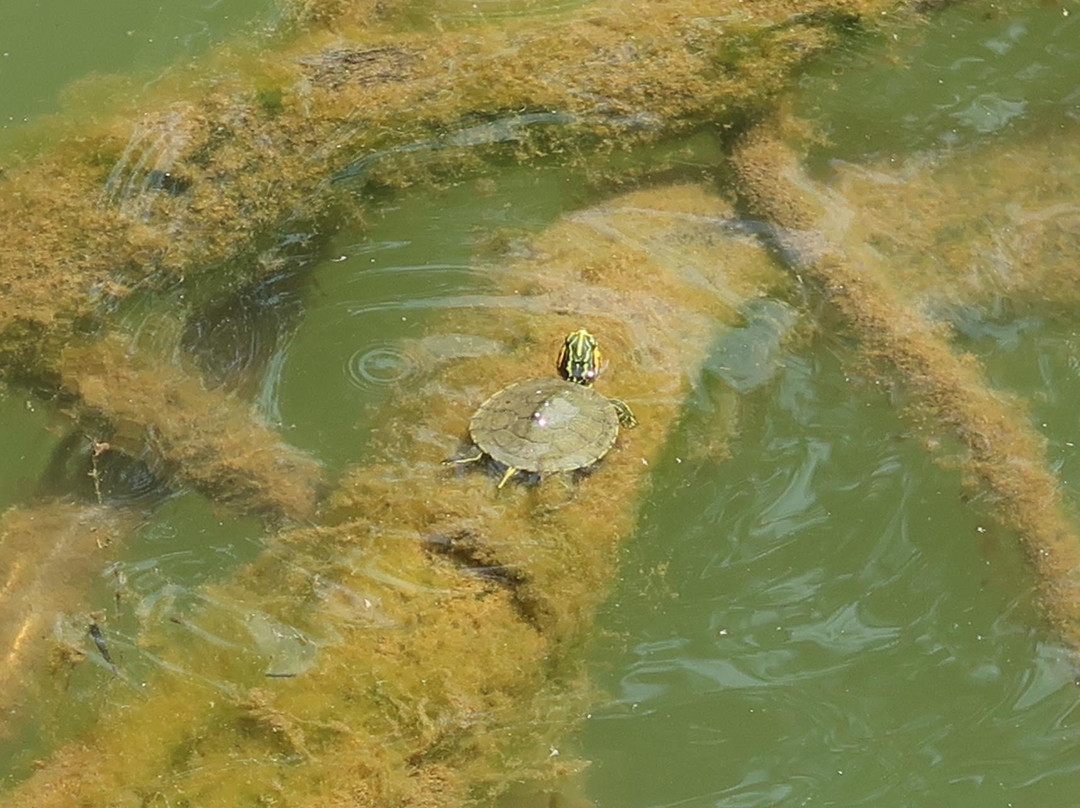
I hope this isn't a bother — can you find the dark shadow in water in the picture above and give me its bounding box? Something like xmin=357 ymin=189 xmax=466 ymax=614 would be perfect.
xmin=35 ymin=429 xmax=172 ymax=510
xmin=181 ymin=255 xmax=312 ymax=398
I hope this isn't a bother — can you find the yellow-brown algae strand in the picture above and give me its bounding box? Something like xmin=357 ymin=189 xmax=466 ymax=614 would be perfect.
xmin=59 ymin=335 xmax=323 ymax=523
xmin=0 ymin=186 xmax=784 ymax=807
xmin=731 ymin=126 xmax=1080 ymax=652
xmin=829 ymin=122 xmax=1080 ymax=307
xmin=0 ymin=0 xmax=906 ymax=382
xmin=0 ymin=503 xmax=130 ymax=739
xmin=284 ymin=0 xmax=878 ymax=34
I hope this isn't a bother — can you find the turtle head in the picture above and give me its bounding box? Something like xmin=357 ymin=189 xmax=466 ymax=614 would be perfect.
xmin=556 ymin=329 xmax=603 ymax=386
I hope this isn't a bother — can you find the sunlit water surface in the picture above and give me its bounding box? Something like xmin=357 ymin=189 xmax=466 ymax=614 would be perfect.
xmin=2 ymin=1 xmax=1080 ymax=805
xmin=0 ymin=0 xmax=276 ymax=128
xmin=579 ymin=4 xmax=1080 ymax=807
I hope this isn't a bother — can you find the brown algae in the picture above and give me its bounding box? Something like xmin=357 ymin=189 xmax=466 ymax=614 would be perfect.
xmin=59 ymin=335 xmax=324 ymax=522
xmin=0 ymin=0 xmax=904 ymax=376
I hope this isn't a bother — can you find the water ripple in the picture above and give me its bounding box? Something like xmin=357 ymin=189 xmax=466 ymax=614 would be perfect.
xmin=344 ymin=343 xmax=417 ymax=390
xmin=101 ymin=109 xmax=193 ymax=217
xmin=585 ymin=326 xmax=1080 ymax=805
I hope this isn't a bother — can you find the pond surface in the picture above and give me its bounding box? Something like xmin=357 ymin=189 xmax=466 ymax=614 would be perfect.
xmin=579 ymin=5 xmax=1080 ymax=806
xmin=3 ymin=1 xmax=1080 ymax=806
xmin=0 ymin=0 xmax=275 ymax=127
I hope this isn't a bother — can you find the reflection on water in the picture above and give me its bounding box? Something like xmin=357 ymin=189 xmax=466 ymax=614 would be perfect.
xmin=36 ymin=432 xmax=170 ymax=509
xmin=101 ymin=109 xmax=194 ymax=216
xmin=798 ymin=1 xmax=1080 ymax=159
xmin=182 ymin=266 xmax=309 ymax=398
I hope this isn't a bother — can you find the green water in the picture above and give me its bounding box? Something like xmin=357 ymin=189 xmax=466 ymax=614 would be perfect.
xmin=798 ymin=1 xmax=1080 ymax=160
xmin=3 ymin=0 xmax=1080 ymax=805
xmin=0 ymin=391 xmax=62 ymax=511
xmin=578 ymin=5 xmax=1080 ymax=806
xmin=278 ymin=165 xmax=591 ymax=469
xmin=581 ymin=339 xmax=1077 ymax=805
xmin=0 ymin=0 xmax=275 ymax=127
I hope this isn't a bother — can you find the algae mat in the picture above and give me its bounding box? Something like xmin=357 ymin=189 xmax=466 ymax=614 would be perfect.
xmin=0 ymin=185 xmax=784 ymax=806
xmin=0 ymin=0 xmax=901 ymax=530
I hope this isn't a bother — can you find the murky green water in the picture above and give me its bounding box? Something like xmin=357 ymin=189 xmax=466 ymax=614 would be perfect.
xmin=580 ymin=336 xmax=1079 ymax=805
xmin=277 ymin=166 xmax=578 ymax=471
xmin=798 ymin=2 xmax=1080 ymax=160
xmin=578 ymin=5 xmax=1080 ymax=806
xmin=3 ymin=0 xmax=1080 ymax=805
xmin=0 ymin=0 xmax=275 ymax=127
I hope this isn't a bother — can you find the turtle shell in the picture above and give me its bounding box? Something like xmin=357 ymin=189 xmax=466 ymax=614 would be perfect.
xmin=469 ymin=378 xmax=620 ymax=473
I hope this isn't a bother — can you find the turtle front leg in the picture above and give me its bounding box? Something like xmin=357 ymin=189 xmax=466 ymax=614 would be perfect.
xmin=608 ymin=398 xmax=638 ymax=429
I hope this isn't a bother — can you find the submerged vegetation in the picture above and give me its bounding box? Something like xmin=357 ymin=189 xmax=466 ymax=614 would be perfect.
xmin=3 ymin=184 xmax=784 ymax=805
xmin=731 ymin=121 xmax=1080 ymax=655
xmin=2 ymin=0 xmax=1080 ymax=804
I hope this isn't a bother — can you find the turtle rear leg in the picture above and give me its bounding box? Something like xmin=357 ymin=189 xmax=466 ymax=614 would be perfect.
xmin=444 ymin=447 xmax=484 ymax=465
xmin=497 ymin=465 xmax=520 ymax=489
xmin=609 ymin=397 xmax=638 ymax=429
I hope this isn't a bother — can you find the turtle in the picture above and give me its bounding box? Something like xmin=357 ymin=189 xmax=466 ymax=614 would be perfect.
xmin=448 ymin=329 xmax=637 ymax=488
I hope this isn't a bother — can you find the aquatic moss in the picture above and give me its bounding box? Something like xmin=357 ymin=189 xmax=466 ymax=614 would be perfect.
xmin=829 ymin=127 xmax=1080 ymax=308
xmin=0 ymin=0 xmax=908 ymax=374
xmin=0 ymin=0 xmax=912 ymax=536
